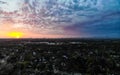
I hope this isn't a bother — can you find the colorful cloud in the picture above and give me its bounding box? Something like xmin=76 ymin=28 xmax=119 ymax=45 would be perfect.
xmin=0 ymin=0 xmax=120 ymax=38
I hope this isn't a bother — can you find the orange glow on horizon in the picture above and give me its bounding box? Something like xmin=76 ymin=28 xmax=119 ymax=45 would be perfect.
xmin=7 ymin=32 xmax=23 ymax=38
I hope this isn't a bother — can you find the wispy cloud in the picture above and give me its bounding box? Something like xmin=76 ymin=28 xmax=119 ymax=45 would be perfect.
xmin=0 ymin=0 xmax=120 ymax=38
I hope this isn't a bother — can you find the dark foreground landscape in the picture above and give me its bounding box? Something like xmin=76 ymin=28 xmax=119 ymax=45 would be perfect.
xmin=0 ymin=39 xmax=120 ymax=75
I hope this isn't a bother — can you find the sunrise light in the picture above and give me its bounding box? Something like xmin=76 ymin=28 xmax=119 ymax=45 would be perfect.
xmin=7 ymin=32 xmax=23 ymax=38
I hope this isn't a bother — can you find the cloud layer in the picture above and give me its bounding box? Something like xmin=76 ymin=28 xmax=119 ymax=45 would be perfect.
xmin=0 ymin=0 xmax=120 ymax=38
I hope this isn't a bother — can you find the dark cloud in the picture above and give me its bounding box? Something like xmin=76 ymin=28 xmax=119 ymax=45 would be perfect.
xmin=64 ymin=11 xmax=120 ymax=38
xmin=0 ymin=1 xmax=7 ymax=4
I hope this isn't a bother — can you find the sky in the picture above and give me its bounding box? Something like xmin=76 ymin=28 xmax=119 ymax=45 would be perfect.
xmin=0 ymin=0 xmax=120 ymax=38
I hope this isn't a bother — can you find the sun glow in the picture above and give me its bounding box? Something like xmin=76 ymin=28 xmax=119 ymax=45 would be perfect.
xmin=7 ymin=32 xmax=23 ymax=38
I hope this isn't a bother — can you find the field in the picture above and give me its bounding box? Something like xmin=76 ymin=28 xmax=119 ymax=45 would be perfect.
xmin=0 ymin=39 xmax=120 ymax=75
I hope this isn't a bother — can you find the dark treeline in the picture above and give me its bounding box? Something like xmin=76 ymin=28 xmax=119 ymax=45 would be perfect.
xmin=0 ymin=39 xmax=120 ymax=75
